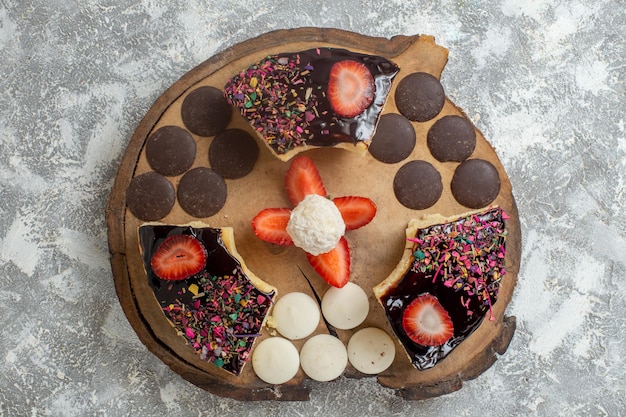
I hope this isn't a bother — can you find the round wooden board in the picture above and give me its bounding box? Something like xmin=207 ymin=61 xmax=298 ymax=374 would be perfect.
xmin=106 ymin=28 xmax=521 ymax=401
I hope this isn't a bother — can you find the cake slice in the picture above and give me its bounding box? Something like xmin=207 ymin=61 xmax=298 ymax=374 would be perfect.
xmin=224 ymin=47 xmax=399 ymax=160
xmin=138 ymin=223 xmax=277 ymax=376
xmin=373 ymin=207 xmax=508 ymax=370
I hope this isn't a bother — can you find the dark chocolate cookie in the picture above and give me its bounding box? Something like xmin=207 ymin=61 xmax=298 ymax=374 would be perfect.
xmin=393 ymin=160 xmax=443 ymax=210
xmin=209 ymin=129 xmax=259 ymax=179
xmin=451 ymin=159 xmax=500 ymax=208
xmin=126 ymin=172 xmax=175 ymax=221
xmin=145 ymin=126 xmax=196 ymax=176
xmin=181 ymin=86 xmax=232 ymax=137
xmin=395 ymin=72 xmax=445 ymax=122
xmin=427 ymin=115 xmax=476 ymax=162
xmin=177 ymin=167 xmax=227 ymax=218
xmin=369 ymin=113 xmax=416 ymax=164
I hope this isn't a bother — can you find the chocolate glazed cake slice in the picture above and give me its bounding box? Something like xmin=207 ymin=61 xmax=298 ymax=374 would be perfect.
xmin=224 ymin=47 xmax=399 ymax=161
xmin=138 ymin=224 xmax=277 ymax=376
xmin=374 ymin=207 xmax=508 ymax=370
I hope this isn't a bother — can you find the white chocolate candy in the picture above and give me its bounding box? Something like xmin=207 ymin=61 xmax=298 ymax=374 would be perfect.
xmin=347 ymin=327 xmax=395 ymax=374
xmin=321 ymin=282 xmax=369 ymax=330
xmin=299 ymin=334 xmax=348 ymax=382
xmin=251 ymin=337 xmax=300 ymax=385
xmin=271 ymin=292 xmax=320 ymax=340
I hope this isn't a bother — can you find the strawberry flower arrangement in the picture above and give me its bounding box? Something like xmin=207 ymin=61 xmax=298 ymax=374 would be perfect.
xmin=252 ymin=156 xmax=376 ymax=288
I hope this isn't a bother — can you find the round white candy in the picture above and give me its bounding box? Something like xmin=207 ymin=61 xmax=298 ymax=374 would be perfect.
xmin=251 ymin=337 xmax=300 ymax=385
xmin=321 ymin=282 xmax=369 ymax=330
xmin=272 ymin=292 xmax=320 ymax=340
xmin=300 ymin=334 xmax=348 ymax=382
xmin=347 ymin=327 xmax=396 ymax=375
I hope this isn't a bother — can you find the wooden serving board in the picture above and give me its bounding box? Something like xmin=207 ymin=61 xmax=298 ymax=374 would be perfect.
xmin=106 ymin=28 xmax=521 ymax=401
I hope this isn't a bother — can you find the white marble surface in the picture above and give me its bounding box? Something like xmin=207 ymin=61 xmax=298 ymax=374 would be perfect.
xmin=1 ymin=1 xmax=624 ymax=416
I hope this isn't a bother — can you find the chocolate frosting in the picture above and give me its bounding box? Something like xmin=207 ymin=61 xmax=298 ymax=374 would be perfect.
xmin=224 ymin=48 xmax=399 ymax=155
xmin=378 ymin=208 xmax=506 ymax=370
xmin=177 ymin=167 xmax=227 ymax=218
xmin=138 ymin=224 xmax=275 ymax=375
xmin=451 ymin=159 xmax=501 ymax=208
xmin=209 ymin=129 xmax=259 ymax=179
xmin=368 ymin=113 xmax=416 ymax=164
xmin=126 ymin=172 xmax=175 ymax=221
xmin=145 ymin=125 xmax=196 ymax=176
xmin=393 ymin=160 xmax=443 ymax=210
xmin=395 ymin=72 xmax=445 ymax=122
xmin=181 ymin=86 xmax=232 ymax=137
xmin=427 ymin=115 xmax=476 ymax=162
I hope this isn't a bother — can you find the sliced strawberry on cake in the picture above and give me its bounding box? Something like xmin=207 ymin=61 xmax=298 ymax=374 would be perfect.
xmin=150 ymin=234 xmax=207 ymax=280
xmin=251 ymin=155 xmax=376 ymax=288
xmin=327 ymin=60 xmax=375 ymax=118
xmin=402 ymin=294 xmax=454 ymax=347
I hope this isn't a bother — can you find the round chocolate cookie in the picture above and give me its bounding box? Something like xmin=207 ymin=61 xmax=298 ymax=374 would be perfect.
xmin=145 ymin=126 xmax=196 ymax=176
xmin=369 ymin=113 xmax=416 ymax=164
xmin=393 ymin=160 xmax=443 ymax=210
xmin=181 ymin=86 xmax=232 ymax=137
xmin=126 ymin=172 xmax=175 ymax=221
xmin=177 ymin=167 xmax=227 ymax=218
xmin=209 ymin=129 xmax=259 ymax=179
xmin=427 ymin=115 xmax=476 ymax=162
xmin=395 ymin=72 xmax=445 ymax=122
xmin=451 ymin=159 xmax=501 ymax=209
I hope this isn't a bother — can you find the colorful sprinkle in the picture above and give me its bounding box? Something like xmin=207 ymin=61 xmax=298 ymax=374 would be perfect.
xmin=224 ymin=53 xmax=319 ymax=153
xmin=161 ymin=266 xmax=274 ymax=375
xmin=141 ymin=226 xmax=275 ymax=376
xmin=407 ymin=207 xmax=507 ymax=318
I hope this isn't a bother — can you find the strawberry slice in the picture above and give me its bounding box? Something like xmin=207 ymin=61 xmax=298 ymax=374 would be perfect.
xmin=306 ymin=237 xmax=351 ymax=288
xmin=150 ymin=235 xmax=207 ymax=281
xmin=332 ymin=196 xmax=377 ymax=230
xmin=285 ymin=156 xmax=327 ymax=206
xmin=251 ymin=208 xmax=294 ymax=246
xmin=402 ymin=294 xmax=454 ymax=346
xmin=327 ymin=60 xmax=375 ymax=118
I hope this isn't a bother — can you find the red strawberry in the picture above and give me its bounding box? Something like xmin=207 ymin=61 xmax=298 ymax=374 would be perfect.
xmin=150 ymin=235 xmax=207 ymax=281
xmin=327 ymin=60 xmax=375 ymax=118
xmin=402 ymin=294 xmax=454 ymax=346
xmin=332 ymin=196 xmax=377 ymax=230
xmin=285 ymin=156 xmax=327 ymax=206
xmin=251 ymin=208 xmax=294 ymax=245
xmin=306 ymin=237 xmax=350 ymax=288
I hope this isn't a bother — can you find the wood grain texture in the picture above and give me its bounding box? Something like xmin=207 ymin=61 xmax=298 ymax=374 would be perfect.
xmin=105 ymin=27 xmax=520 ymax=401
